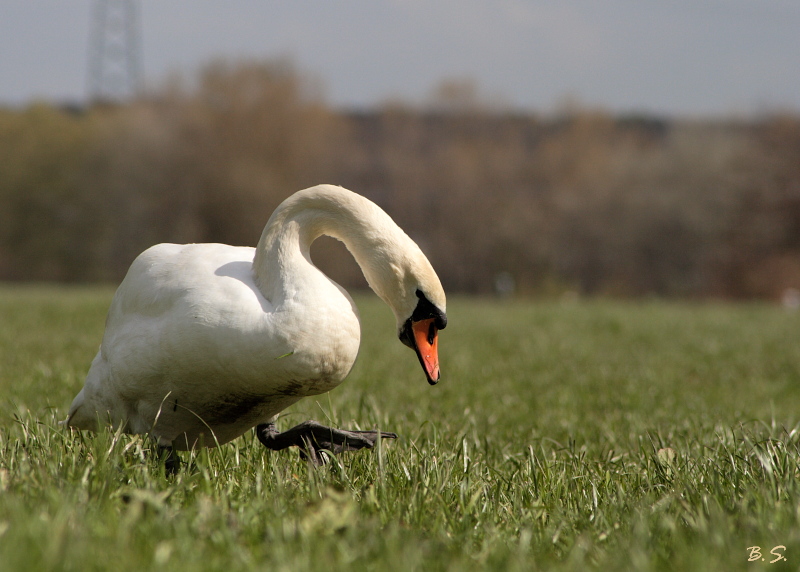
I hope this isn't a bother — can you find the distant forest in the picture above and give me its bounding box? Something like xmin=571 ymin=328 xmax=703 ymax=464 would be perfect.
xmin=1 ymin=60 xmax=799 ymax=299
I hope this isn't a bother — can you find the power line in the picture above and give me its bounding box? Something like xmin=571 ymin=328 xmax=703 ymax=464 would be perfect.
xmin=87 ymin=0 xmax=142 ymax=103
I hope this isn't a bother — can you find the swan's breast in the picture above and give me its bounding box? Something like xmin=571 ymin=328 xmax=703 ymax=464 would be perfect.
xmin=272 ymin=289 xmax=362 ymax=396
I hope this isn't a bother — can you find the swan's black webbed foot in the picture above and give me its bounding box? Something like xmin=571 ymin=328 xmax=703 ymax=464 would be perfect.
xmin=156 ymin=445 xmax=181 ymax=475
xmin=256 ymin=420 xmax=398 ymax=465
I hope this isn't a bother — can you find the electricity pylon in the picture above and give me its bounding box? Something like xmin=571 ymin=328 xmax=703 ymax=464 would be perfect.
xmin=87 ymin=0 xmax=142 ymax=103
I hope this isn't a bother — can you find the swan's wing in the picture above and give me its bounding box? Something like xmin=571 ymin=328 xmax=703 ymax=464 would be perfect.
xmin=72 ymin=242 xmax=360 ymax=447
xmin=74 ymin=245 xmax=286 ymax=437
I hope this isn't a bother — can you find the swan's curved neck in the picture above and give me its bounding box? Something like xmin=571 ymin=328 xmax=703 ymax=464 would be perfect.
xmin=252 ymin=186 xmax=415 ymax=316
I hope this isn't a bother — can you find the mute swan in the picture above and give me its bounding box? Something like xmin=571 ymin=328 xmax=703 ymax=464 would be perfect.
xmin=67 ymin=185 xmax=447 ymax=468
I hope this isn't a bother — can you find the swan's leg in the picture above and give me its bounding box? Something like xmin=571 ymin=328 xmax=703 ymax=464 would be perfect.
xmin=256 ymin=420 xmax=397 ymax=465
xmin=156 ymin=445 xmax=181 ymax=475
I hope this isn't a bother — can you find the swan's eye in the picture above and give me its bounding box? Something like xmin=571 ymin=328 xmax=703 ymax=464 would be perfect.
xmin=412 ymin=290 xmax=447 ymax=330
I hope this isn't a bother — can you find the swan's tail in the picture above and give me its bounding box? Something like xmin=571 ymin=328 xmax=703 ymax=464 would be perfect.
xmin=65 ymin=387 xmax=94 ymax=430
xmin=65 ymin=351 xmax=108 ymax=431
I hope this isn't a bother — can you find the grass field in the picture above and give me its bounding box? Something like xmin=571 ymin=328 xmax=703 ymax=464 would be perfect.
xmin=1 ymin=286 xmax=800 ymax=571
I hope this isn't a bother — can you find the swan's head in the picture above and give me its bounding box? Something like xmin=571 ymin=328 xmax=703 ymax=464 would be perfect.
xmin=373 ymin=245 xmax=447 ymax=386
xmin=398 ymin=287 xmax=447 ymax=385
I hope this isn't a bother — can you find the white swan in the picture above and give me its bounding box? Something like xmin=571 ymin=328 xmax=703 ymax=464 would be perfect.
xmin=66 ymin=185 xmax=446 ymax=466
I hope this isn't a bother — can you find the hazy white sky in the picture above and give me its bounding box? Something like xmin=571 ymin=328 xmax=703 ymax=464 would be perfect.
xmin=2 ymin=0 xmax=799 ymax=116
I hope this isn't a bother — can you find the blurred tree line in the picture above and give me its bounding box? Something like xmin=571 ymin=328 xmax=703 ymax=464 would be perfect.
xmin=1 ymin=60 xmax=799 ymax=298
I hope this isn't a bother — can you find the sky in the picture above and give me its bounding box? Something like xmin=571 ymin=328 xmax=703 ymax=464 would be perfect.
xmin=1 ymin=0 xmax=799 ymax=117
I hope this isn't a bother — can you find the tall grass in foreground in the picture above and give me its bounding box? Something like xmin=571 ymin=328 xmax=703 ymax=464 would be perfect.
xmin=1 ymin=286 xmax=799 ymax=571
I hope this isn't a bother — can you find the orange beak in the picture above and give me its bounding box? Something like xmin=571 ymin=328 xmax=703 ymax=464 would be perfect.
xmin=412 ymin=318 xmax=440 ymax=384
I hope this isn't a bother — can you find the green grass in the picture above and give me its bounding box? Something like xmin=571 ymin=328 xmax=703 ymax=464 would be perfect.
xmin=1 ymin=286 xmax=800 ymax=571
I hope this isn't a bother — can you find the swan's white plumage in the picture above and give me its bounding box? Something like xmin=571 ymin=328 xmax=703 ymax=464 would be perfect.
xmin=67 ymin=185 xmax=445 ymax=450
